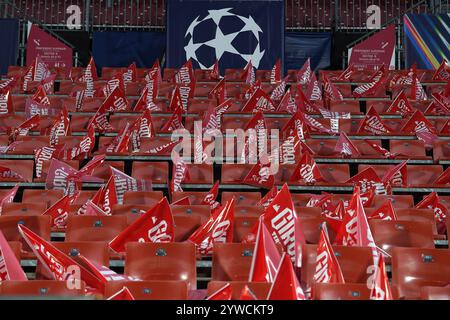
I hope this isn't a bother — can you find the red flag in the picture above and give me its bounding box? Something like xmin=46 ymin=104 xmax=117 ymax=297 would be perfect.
xmin=243 ymin=161 xmax=275 ymax=189
xmin=370 ymin=254 xmax=393 ymax=300
xmin=353 ymin=66 xmax=386 ymax=98
xmin=208 ymin=77 xmax=227 ymax=104
xmin=334 ymin=132 xmax=360 ymax=157
xmin=411 ymin=70 xmax=428 ymax=101
xmin=242 ymin=60 xmax=255 ymax=85
xmin=172 ymin=196 xmax=191 ymax=206
xmin=18 ymin=224 xmax=104 ymax=292
xmin=297 ymin=58 xmax=312 ymax=85
xmin=240 ymin=285 xmax=258 ymax=300
xmin=160 ymin=105 xmax=184 ymax=133
xmin=0 ymin=231 xmax=27 ymax=281
xmin=207 ymin=283 xmax=232 ymax=300
xmin=240 ymin=111 xmax=268 ymax=162
xmin=305 ymin=72 xmax=322 ymax=101
xmin=400 ymin=109 xmax=437 ymax=135
xmin=257 ymin=185 xmax=278 ymax=209
xmin=25 ymin=98 xmax=59 ymax=120
xmin=97 ymin=176 xmax=118 ymax=215
xmin=144 ymin=62 xmax=161 ymax=110
xmin=134 ymin=87 xmax=151 ymax=112
xmin=267 ymin=253 xmax=305 ymax=300
xmin=323 ymin=75 xmax=344 ymax=101
xmin=143 ymin=139 xmax=181 ymax=155
xmin=33 ymin=56 xmax=51 ymax=82
xmin=262 ymin=184 xmax=305 ymax=267
xmin=41 ymin=73 xmax=56 ymax=94
xmin=88 ymin=104 xmax=114 ymax=132
xmin=357 ymin=106 xmax=391 ymax=135
xmin=425 ymin=93 xmax=450 ymax=115
xmin=42 ymin=195 xmax=71 ymax=229
xmin=63 ymin=126 xmax=95 ymax=160
xmin=281 ymin=111 xmax=310 ymax=142
xmin=0 ymin=185 xmax=19 ymax=215
xmin=101 ymin=122 xmax=131 ymax=154
xmin=0 ymin=166 xmax=27 ymax=182
xmin=31 ymin=85 xmax=50 ymax=105
xmin=9 ymin=114 xmax=41 ymax=141
xmin=22 ymin=64 xmax=34 ymax=92
xmin=381 ymin=160 xmax=408 ymax=188
xmin=101 ymin=86 xmax=129 ymax=112
xmin=110 ymin=166 xmax=153 ymax=204
xmin=276 ymin=89 xmax=297 ymax=114
xmin=416 ymin=192 xmax=447 ymax=234
xmin=107 ymin=287 xmax=136 ymax=300
xmin=346 ymin=167 xmax=386 ymax=195
xmin=270 ymin=59 xmax=282 ymax=84
xmin=209 ymin=60 xmax=221 ymax=80
xmin=241 ymin=219 xmax=260 ymax=245
xmin=80 ymin=57 xmax=98 ymax=98
xmin=201 ymin=180 xmax=220 ymax=210
xmin=34 ymin=144 xmax=63 ymax=178
xmin=174 ymin=60 xmax=196 ymax=112
xmin=188 ymin=198 xmax=235 ymax=255
xmin=129 ymin=110 xmax=156 ymax=152
xmin=0 ymin=90 xmax=14 ymax=115
xmin=76 ymin=254 xmax=134 ymax=284
xmin=202 ymin=99 xmax=232 ymax=134
xmin=0 ymin=75 xmax=20 ymax=93
xmin=124 ymin=62 xmax=137 ymax=83
xmin=368 ymin=200 xmax=397 ymax=221
xmin=241 ymin=88 xmax=276 ymax=113
xmin=170 ymin=155 xmax=190 ymax=193
xmin=386 ymin=91 xmax=414 ymax=117
xmin=435 ymin=167 xmax=450 ymax=185
xmin=248 ymin=218 xmax=282 ymax=282
xmin=432 ymin=60 xmax=450 ymax=81
xmin=337 ymin=63 xmax=356 ymax=81
xmin=290 ymin=152 xmax=324 ymax=184
xmin=363 ymin=140 xmax=397 ymax=159
xmin=109 ymin=198 xmax=175 ymax=253
xmin=270 ymin=77 xmax=288 ymax=102
xmin=47 ymin=107 xmax=70 ymax=145
xmin=314 ymin=223 xmax=345 ymax=284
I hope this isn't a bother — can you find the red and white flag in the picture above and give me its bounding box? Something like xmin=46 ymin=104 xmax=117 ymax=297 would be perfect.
xmin=107 ymin=287 xmax=135 ymax=300
xmin=257 ymin=185 xmax=278 ymax=210
xmin=0 ymin=185 xmax=19 ymax=215
xmin=101 ymin=86 xmax=129 ymax=112
xmin=103 ymin=72 xmax=125 ymax=98
xmin=42 ymin=195 xmax=71 ymax=229
xmin=243 ymin=160 xmax=275 ymax=189
xmin=248 ymin=218 xmax=282 ymax=282
xmin=201 ymin=180 xmax=220 ymax=210
xmin=290 ymin=152 xmax=324 ymax=185
xmin=297 ymin=58 xmax=312 ymax=85
xmin=267 ymin=253 xmax=305 ymax=300
xmin=241 ymin=88 xmax=276 ymax=113
xmin=276 ymin=89 xmax=297 ymax=114
xmin=202 ymin=99 xmax=232 ymax=134
xmin=109 ymin=197 xmax=175 ymax=253
xmin=0 ymin=90 xmax=14 ymax=115
xmin=346 ymin=167 xmax=386 ymax=195
xmin=368 ymin=200 xmax=397 ymax=221
xmin=101 ymin=122 xmax=131 ymax=154
xmin=170 ymin=154 xmax=190 ymax=193
xmin=188 ymin=198 xmax=235 ymax=255
xmin=353 ymin=65 xmax=386 ymax=98
xmin=242 ymin=60 xmax=255 ymax=85
xmin=0 ymin=231 xmax=28 ymax=281
xmin=370 ymin=254 xmax=393 ymax=300
xmin=305 ymin=72 xmax=322 ymax=101
xmin=160 ymin=105 xmax=184 ymax=133
xmin=88 ymin=104 xmax=114 ymax=132
xmin=209 ymin=60 xmax=221 ymax=80
xmin=8 ymin=114 xmax=41 ymax=141
xmin=130 ymin=109 xmax=156 ymax=152
xmin=207 ymin=283 xmax=232 ymax=300
xmin=400 ymin=109 xmax=437 ymax=135
xmin=323 ymin=75 xmax=344 ymax=101
xmin=124 ymin=62 xmax=137 ymax=83
xmin=357 ymin=106 xmax=391 ymax=135
xmin=34 ymin=144 xmax=65 ymax=178
xmin=110 ymin=167 xmax=153 ymax=204
xmin=270 ymin=77 xmax=288 ymax=102
xmin=337 ymin=63 xmax=356 ymax=82
xmin=62 ymin=126 xmax=95 ymax=160
xmin=386 ymin=91 xmax=414 ymax=117
xmin=416 ymin=192 xmax=447 ymax=234
xmin=174 ymin=60 xmax=196 ymax=112
xmin=432 ymin=60 xmax=450 ymax=81
xmin=334 ymin=132 xmax=360 ymax=157
xmin=46 ymin=107 xmax=70 ymax=146
xmin=270 ymin=59 xmax=282 ymax=84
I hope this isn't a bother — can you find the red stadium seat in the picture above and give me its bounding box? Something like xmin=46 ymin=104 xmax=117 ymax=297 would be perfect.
xmin=313 ymin=283 xmax=371 ymax=300
xmin=104 ymin=281 xmax=188 ymax=300
xmin=0 ymin=281 xmax=86 ymax=297
xmin=234 ymin=216 xmax=258 ymax=242
xmin=131 ymin=161 xmax=169 ymax=184
xmin=420 ymin=286 xmax=450 ymax=300
xmin=211 ymin=243 xmax=255 ymax=281
xmin=65 ymin=216 xmax=128 ymax=242
xmin=22 ymin=189 xmax=65 ymax=208
xmin=391 ymin=247 xmax=450 ymax=299
xmin=372 ymin=195 xmax=414 ymax=208
xmin=0 ymin=160 xmax=34 ymax=182
xmin=124 ymin=242 xmax=197 ymax=290
xmin=123 ymin=191 xmax=164 ymax=205
xmin=174 ymin=215 xmax=202 ymax=242
xmin=221 ymin=192 xmax=261 ymax=206
xmin=207 ymin=281 xmax=271 ymax=300
xmin=171 ymin=205 xmax=211 ymax=222
xmin=1 ymin=203 xmax=47 ymax=216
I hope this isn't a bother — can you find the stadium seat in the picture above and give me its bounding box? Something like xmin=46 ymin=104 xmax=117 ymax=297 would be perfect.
xmin=313 ymin=283 xmax=371 ymax=300
xmin=391 ymin=247 xmax=450 ymax=299
xmin=369 ymin=220 xmax=436 ymax=256
xmin=174 ymin=215 xmax=202 ymax=242
xmin=221 ymin=192 xmax=261 ymax=206
xmin=420 ymin=286 xmax=450 ymax=300
xmin=372 ymin=195 xmax=414 ymax=208
xmin=124 ymin=242 xmax=197 ymax=290
xmin=0 ymin=160 xmax=34 ymax=182
xmin=211 ymin=243 xmax=254 ymax=281
xmin=131 ymin=161 xmax=169 ymax=184
xmin=65 ymin=216 xmax=128 ymax=242
xmin=1 ymin=203 xmax=47 ymax=216
xmin=122 ymin=191 xmax=164 ymax=205
xmin=104 ymin=281 xmax=188 ymax=300
xmin=22 ymin=189 xmax=65 ymax=208
xmin=207 ymin=281 xmax=271 ymax=300
xmin=0 ymin=281 xmax=86 ymax=298
xmin=171 ymin=205 xmax=211 ymax=222
xmin=234 ymin=216 xmax=259 ymax=242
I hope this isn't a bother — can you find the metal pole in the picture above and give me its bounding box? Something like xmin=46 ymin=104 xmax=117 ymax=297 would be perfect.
xmin=85 ymin=0 xmax=91 ymax=32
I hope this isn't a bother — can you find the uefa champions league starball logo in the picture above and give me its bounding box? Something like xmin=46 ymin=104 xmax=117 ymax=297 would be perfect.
xmin=184 ymin=8 xmax=266 ymax=69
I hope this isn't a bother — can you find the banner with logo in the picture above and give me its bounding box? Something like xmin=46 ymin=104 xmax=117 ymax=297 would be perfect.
xmin=348 ymin=24 xmax=396 ymax=70
xmin=167 ymin=0 xmax=284 ymax=71
xmin=26 ymin=24 xmax=73 ymax=68
xmin=404 ymin=13 xmax=450 ymax=69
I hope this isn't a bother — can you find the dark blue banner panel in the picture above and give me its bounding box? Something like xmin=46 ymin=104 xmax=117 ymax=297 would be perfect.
xmin=285 ymin=32 xmax=332 ymax=71
xmin=92 ymin=31 xmax=166 ymax=70
xmin=0 ymin=19 xmax=19 ymax=75
xmin=167 ymin=0 xmax=284 ymax=70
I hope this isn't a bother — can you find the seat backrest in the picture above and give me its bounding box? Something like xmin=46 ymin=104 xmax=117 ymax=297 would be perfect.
xmin=65 ymin=216 xmax=128 ymax=242
xmin=207 ymin=281 xmax=271 ymax=300
xmin=372 ymin=195 xmax=414 ymax=208
xmin=171 ymin=205 xmax=211 ymax=222
xmin=234 ymin=216 xmax=258 ymax=242
xmin=369 ymin=220 xmax=435 ymax=255
xmin=391 ymin=247 xmax=450 ymax=299
xmin=313 ymin=283 xmax=371 ymax=300
xmin=0 ymin=160 xmax=34 ymax=182
xmin=123 ymin=191 xmax=164 ymax=205
xmin=221 ymin=192 xmax=261 ymax=206
xmin=420 ymin=286 xmax=450 ymax=300
xmin=211 ymin=243 xmax=254 ymax=282
xmin=390 ymin=140 xmax=426 ymax=158
xmin=104 ymin=280 xmax=188 ymax=300
xmin=0 ymin=216 xmax=51 ymax=254
xmin=0 ymin=280 xmax=85 ymax=297
xmin=173 ymin=215 xmax=202 ymax=242
xmin=22 ymin=189 xmax=65 ymax=207
xmin=131 ymin=161 xmax=168 ymax=183
xmin=2 ymin=203 xmax=47 ymax=216
xmin=125 ymin=242 xmax=197 ymax=290
xmin=301 ymin=245 xmax=374 ymax=287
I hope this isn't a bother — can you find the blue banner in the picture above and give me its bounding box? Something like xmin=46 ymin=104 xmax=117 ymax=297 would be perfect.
xmin=92 ymin=31 xmax=166 ymax=71
xmin=0 ymin=19 xmax=19 ymax=76
xmin=167 ymin=0 xmax=284 ymax=71
xmin=285 ymin=32 xmax=332 ymax=71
